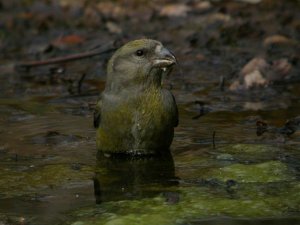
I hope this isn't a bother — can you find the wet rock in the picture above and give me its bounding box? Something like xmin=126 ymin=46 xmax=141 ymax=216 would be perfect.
xmin=163 ymin=192 xmax=180 ymax=204
xmin=0 ymin=145 xmax=8 ymax=154
xmin=0 ymin=214 xmax=10 ymax=225
xmin=256 ymin=116 xmax=300 ymax=137
xmin=71 ymin=163 xmax=82 ymax=171
xmin=271 ymin=58 xmax=292 ymax=77
xmin=216 ymin=153 xmax=235 ymax=161
xmin=280 ymin=116 xmax=300 ymax=136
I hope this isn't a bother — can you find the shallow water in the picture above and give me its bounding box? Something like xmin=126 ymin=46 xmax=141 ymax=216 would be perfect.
xmin=0 ymin=66 xmax=299 ymax=225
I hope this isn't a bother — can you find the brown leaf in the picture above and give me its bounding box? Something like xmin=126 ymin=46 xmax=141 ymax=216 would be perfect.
xmin=240 ymin=57 xmax=269 ymax=76
xmin=236 ymin=0 xmax=262 ymax=3
xmin=83 ymin=7 xmax=102 ymax=27
xmin=244 ymin=70 xmax=268 ymax=88
xmin=52 ymin=35 xmax=85 ymax=48
xmin=159 ymin=4 xmax=191 ymax=17
xmin=194 ymin=1 xmax=212 ymax=11
xmin=272 ymin=58 xmax=292 ymax=77
xmin=96 ymin=2 xmax=125 ymax=19
xmin=263 ymin=35 xmax=296 ymax=46
xmin=106 ymin=22 xmax=122 ymax=34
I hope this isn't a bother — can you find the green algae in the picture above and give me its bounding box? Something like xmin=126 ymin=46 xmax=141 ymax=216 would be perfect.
xmin=66 ymin=159 xmax=299 ymax=225
xmin=0 ymin=164 xmax=93 ymax=198
xmin=217 ymin=144 xmax=280 ymax=162
xmin=68 ymin=182 xmax=300 ymax=225
xmin=220 ymin=144 xmax=277 ymax=154
xmin=204 ymin=161 xmax=294 ymax=183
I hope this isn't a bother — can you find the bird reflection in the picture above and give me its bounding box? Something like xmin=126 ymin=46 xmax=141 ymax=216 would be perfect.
xmin=93 ymin=150 xmax=178 ymax=203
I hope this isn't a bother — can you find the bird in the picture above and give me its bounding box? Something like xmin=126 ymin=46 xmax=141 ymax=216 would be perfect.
xmin=94 ymin=39 xmax=178 ymax=155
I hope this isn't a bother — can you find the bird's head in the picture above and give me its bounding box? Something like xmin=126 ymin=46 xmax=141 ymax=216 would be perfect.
xmin=106 ymin=39 xmax=176 ymax=91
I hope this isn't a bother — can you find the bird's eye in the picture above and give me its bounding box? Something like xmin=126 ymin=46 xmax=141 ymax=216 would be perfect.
xmin=135 ymin=49 xmax=144 ymax=56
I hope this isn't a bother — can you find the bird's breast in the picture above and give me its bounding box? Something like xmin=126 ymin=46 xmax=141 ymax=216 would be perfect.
xmin=97 ymin=88 xmax=173 ymax=153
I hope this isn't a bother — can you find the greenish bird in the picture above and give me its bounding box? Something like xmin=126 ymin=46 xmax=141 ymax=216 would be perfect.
xmin=94 ymin=39 xmax=178 ymax=155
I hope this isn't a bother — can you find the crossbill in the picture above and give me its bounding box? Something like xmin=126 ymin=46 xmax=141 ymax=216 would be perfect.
xmin=94 ymin=39 xmax=178 ymax=155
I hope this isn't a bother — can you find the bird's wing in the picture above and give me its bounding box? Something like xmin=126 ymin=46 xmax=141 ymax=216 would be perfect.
xmin=93 ymin=96 xmax=102 ymax=128
xmin=171 ymin=93 xmax=179 ymax=127
xmin=163 ymin=90 xmax=178 ymax=127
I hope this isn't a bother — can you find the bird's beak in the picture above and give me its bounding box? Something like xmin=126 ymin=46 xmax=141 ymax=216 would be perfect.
xmin=153 ymin=47 xmax=177 ymax=70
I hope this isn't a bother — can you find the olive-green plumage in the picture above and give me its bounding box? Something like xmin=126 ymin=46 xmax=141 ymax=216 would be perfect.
xmin=94 ymin=39 xmax=178 ymax=155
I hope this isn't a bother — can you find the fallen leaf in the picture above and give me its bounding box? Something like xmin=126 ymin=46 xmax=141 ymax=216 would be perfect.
xmin=272 ymin=58 xmax=292 ymax=77
xmin=244 ymin=102 xmax=266 ymax=110
xmin=240 ymin=57 xmax=269 ymax=76
xmin=235 ymin=0 xmax=262 ymax=3
xmin=59 ymin=0 xmax=81 ymax=7
xmin=19 ymin=12 xmax=35 ymax=20
xmin=204 ymin=13 xmax=231 ymax=24
xmin=83 ymin=7 xmax=102 ymax=27
xmin=96 ymin=2 xmax=125 ymax=19
xmin=244 ymin=70 xmax=268 ymax=88
xmin=256 ymin=116 xmax=300 ymax=137
xmin=263 ymin=35 xmax=296 ymax=46
xmin=52 ymin=35 xmax=85 ymax=48
xmin=195 ymin=1 xmax=212 ymax=11
xmin=106 ymin=21 xmax=122 ymax=34
xmin=229 ymin=80 xmax=242 ymax=91
xmin=195 ymin=54 xmax=206 ymax=61
xmin=256 ymin=121 xmax=268 ymax=136
xmin=160 ymin=4 xmax=191 ymax=17
xmin=229 ymin=56 xmax=292 ymax=91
